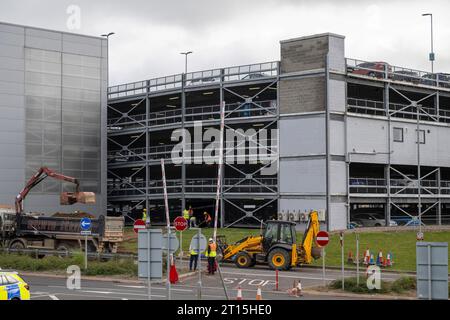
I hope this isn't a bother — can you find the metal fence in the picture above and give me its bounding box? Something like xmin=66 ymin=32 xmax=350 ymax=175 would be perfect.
xmin=347 ymin=97 xmax=450 ymax=123
xmin=346 ymin=58 xmax=450 ymax=89
xmin=349 ymin=177 xmax=450 ymax=195
xmin=108 ymin=61 xmax=279 ymax=99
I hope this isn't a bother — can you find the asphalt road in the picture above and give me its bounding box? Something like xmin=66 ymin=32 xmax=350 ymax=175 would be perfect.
xmin=24 ymin=262 xmax=406 ymax=300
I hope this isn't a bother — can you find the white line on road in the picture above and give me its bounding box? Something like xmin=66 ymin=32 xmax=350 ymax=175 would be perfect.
xmin=49 ymin=295 xmax=59 ymax=300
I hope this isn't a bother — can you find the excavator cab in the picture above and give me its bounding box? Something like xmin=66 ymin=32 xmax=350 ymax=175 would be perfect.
xmin=262 ymin=220 xmax=296 ymax=252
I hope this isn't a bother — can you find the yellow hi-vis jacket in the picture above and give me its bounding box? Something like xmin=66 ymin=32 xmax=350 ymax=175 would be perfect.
xmin=190 ymin=248 xmax=198 ymax=256
xmin=142 ymin=209 xmax=147 ymax=221
xmin=207 ymin=243 xmax=217 ymax=258
xmin=183 ymin=209 xmax=190 ymax=220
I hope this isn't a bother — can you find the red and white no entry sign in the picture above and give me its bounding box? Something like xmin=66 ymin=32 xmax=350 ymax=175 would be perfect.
xmin=316 ymin=231 xmax=329 ymax=246
xmin=174 ymin=216 xmax=188 ymax=232
xmin=133 ymin=219 xmax=146 ymax=233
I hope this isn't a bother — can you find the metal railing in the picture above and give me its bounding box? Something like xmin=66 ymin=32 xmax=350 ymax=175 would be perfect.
xmin=107 ymin=177 xmax=277 ymax=196
xmin=349 ymin=177 xmax=450 ymax=195
xmin=108 ymin=61 xmax=279 ymax=99
xmin=347 ymin=97 xmax=450 ymax=123
xmin=107 ymin=100 xmax=277 ymax=132
xmin=346 ymin=58 xmax=450 ymax=89
xmin=108 ymin=139 xmax=278 ymax=164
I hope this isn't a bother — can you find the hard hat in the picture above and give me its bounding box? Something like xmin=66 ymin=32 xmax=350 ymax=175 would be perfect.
xmin=208 ymin=238 xmax=213 ymax=242
xmin=143 ymin=208 xmax=147 ymax=211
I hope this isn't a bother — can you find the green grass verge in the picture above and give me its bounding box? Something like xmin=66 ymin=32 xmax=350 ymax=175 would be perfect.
xmin=0 ymin=252 xmax=137 ymax=276
xmin=310 ymin=231 xmax=450 ymax=272
xmin=328 ymin=276 xmax=417 ymax=295
xmin=121 ymin=227 xmax=450 ymax=272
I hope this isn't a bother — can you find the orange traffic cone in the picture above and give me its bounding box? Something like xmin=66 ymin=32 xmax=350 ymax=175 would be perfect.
xmin=363 ymin=248 xmax=370 ymax=265
xmin=386 ymin=252 xmax=392 ymax=266
xmin=256 ymin=286 xmax=262 ymax=300
xmin=236 ymin=286 xmax=243 ymax=300
xmin=347 ymin=250 xmax=354 ymax=264
xmin=382 ymin=256 xmax=388 ymax=268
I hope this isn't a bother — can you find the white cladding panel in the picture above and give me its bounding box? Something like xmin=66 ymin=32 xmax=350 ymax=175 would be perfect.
xmin=329 ymin=202 xmax=347 ymax=231
xmin=347 ymin=116 xmax=450 ymax=167
xmin=330 ymin=119 xmax=345 ymax=155
xmin=280 ymin=158 xmax=326 ymax=194
xmin=279 ymin=116 xmax=325 ymax=157
xmin=330 ymin=160 xmax=347 ymax=194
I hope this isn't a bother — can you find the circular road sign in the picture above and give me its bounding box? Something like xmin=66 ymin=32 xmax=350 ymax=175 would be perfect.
xmin=80 ymin=217 xmax=92 ymax=231
xmin=190 ymin=234 xmax=207 ymax=252
xmin=174 ymin=216 xmax=188 ymax=232
xmin=316 ymin=231 xmax=329 ymax=246
xmin=416 ymin=231 xmax=424 ymax=241
xmin=133 ymin=219 xmax=146 ymax=233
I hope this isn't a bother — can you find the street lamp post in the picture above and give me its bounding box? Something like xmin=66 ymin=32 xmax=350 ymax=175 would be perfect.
xmin=180 ymin=51 xmax=193 ymax=74
xmin=422 ymin=13 xmax=434 ymax=73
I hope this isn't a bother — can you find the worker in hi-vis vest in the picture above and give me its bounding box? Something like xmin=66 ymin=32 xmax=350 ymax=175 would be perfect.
xmin=142 ymin=208 xmax=150 ymax=227
xmin=183 ymin=208 xmax=190 ymax=220
xmin=203 ymin=211 xmax=212 ymax=228
xmin=189 ymin=242 xmax=199 ymax=271
xmin=206 ymin=238 xmax=217 ymax=275
xmin=188 ymin=206 xmax=196 ymax=227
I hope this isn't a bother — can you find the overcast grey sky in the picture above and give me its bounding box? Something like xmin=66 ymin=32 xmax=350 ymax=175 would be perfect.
xmin=1 ymin=0 xmax=449 ymax=85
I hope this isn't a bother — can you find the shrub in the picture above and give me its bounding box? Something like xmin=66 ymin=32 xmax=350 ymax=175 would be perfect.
xmin=391 ymin=276 xmax=416 ymax=293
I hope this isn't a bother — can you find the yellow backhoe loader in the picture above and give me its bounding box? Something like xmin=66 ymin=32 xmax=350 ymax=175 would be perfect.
xmin=218 ymin=211 xmax=322 ymax=270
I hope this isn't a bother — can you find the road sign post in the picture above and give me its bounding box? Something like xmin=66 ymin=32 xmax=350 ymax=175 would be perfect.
xmin=80 ymin=218 xmax=92 ymax=270
xmin=137 ymin=228 xmax=163 ymax=300
xmin=340 ymin=232 xmax=345 ymax=290
xmin=134 ymin=219 xmax=146 ymax=234
xmin=356 ymin=233 xmax=360 ymax=286
xmin=174 ymin=216 xmax=188 ymax=261
xmin=189 ymin=227 xmax=206 ymax=300
xmin=317 ymin=231 xmax=329 ymax=287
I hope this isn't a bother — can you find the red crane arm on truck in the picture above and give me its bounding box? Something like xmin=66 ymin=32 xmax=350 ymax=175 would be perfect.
xmin=15 ymin=167 xmax=81 ymax=215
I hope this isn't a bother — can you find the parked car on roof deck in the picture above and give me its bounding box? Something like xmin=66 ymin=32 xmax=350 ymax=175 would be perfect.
xmin=349 ymin=62 xmax=391 ymax=79
xmin=391 ymin=70 xmax=420 ymax=84
xmin=421 ymin=73 xmax=450 ymax=88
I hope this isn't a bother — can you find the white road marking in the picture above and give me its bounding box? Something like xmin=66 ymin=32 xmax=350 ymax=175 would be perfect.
xmin=82 ymin=290 xmax=112 ymax=295
xmin=116 ymin=285 xmax=146 ymax=289
xmin=49 ymin=295 xmax=59 ymax=300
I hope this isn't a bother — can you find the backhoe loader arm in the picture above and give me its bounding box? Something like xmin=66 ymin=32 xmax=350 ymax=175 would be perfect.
xmin=222 ymin=235 xmax=263 ymax=261
xmin=299 ymin=211 xmax=320 ymax=264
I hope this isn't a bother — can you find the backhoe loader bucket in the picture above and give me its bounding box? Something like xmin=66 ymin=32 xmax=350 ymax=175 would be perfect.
xmin=60 ymin=192 xmax=96 ymax=205
xmin=311 ymin=247 xmax=322 ymax=259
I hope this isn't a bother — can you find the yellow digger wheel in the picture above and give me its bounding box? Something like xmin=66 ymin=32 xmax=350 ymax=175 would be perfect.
xmin=268 ymin=248 xmax=290 ymax=270
xmin=234 ymin=252 xmax=252 ymax=268
xmin=272 ymin=254 xmax=285 ymax=268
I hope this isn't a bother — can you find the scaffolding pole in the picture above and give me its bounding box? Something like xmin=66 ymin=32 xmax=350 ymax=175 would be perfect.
xmin=213 ymin=100 xmax=225 ymax=241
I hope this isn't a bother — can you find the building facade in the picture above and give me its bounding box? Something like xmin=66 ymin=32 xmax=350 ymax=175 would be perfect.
xmin=107 ymin=33 xmax=450 ymax=230
xmin=0 ymin=21 xmax=107 ymax=215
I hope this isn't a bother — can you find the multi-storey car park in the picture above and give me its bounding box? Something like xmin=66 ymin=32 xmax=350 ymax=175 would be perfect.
xmin=107 ymin=33 xmax=450 ymax=231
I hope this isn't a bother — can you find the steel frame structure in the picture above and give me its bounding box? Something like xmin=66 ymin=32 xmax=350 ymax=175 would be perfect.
xmin=346 ymin=61 xmax=450 ymax=226
xmin=107 ymin=61 xmax=279 ymax=226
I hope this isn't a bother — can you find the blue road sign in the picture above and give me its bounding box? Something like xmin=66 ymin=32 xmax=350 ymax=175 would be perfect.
xmin=80 ymin=217 xmax=92 ymax=231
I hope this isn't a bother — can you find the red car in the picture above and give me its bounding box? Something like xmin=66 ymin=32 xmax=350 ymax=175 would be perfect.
xmin=349 ymin=61 xmax=391 ymax=78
